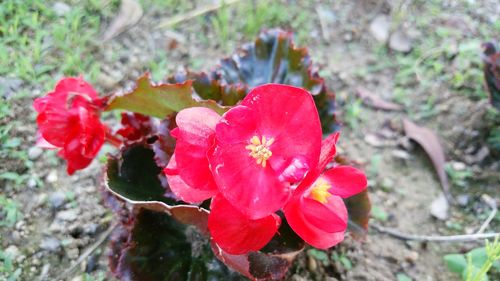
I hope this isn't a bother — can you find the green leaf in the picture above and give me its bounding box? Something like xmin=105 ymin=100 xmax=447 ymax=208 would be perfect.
xmin=468 ymin=247 xmax=488 ymax=268
xmin=104 ymin=144 xmax=211 ymax=232
xmin=307 ymin=249 xmax=329 ymax=261
xmin=396 ymin=273 xmax=413 ymax=281
xmin=371 ymin=206 xmax=389 ymax=222
xmin=444 ymin=254 xmax=467 ymax=274
xmin=340 ymin=256 xmax=353 ymax=270
xmin=110 ymin=208 xmax=238 ymax=281
xmin=105 ymin=144 xmax=174 ymax=205
xmin=462 ymin=265 xmax=489 ymax=281
xmin=106 ymin=73 xmax=228 ymax=118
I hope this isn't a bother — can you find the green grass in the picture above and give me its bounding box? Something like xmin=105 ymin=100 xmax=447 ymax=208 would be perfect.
xmin=0 ymin=249 xmax=22 ymax=281
xmin=0 ymin=0 xmax=117 ymax=189
xmin=0 ymin=196 xmax=21 ymax=227
xmin=0 ymin=0 xmax=113 ymax=86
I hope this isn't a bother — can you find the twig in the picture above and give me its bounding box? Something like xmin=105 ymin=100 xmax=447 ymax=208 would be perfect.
xmin=477 ymin=194 xmax=497 ymax=234
xmin=371 ymin=223 xmax=499 ymax=242
xmin=157 ymin=0 xmax=242 ymax=29
xmin=57 ymin=222 xmax=118 ymax=280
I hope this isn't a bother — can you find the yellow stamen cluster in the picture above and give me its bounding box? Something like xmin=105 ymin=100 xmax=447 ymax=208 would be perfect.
xmin=310 ymin=178 xmax=332 ymax=204
xmin=245 ymin=135 xmax=274 ymax=167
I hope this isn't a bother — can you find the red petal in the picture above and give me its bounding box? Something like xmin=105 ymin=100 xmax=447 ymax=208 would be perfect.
xmin=209 ymin=143 xmax=290 ymax=220
xmin=284 ymin=195 xmax=347 ymax=249
xmin=60 ymin=135 xmax=94 ymax=175
xmin=295 ymin=132 xmax=340 ymax=194
xmin=174 ymin=107 xmax=220 ymax=191
xmin=242 ymin=84 xmax=322 ymax=177
xmin=323 ymin=166 xmax=367 ymax=198
xmin=164 ymin=154 xmax=217 ymax=203
xmin=55 ymin=77 xmax=99 ymax=103
xmin=301 ymin=197 xmax=347 ymax=233
xmin=36 ymin=134 xmax=58 ymax=149
xmin=208 ymin=195 xmax=280 ymax=255
xmin=75 ymin=107 xmax=106 ymax=158
xmin=215 ymin=105 xmax=258 ymax=144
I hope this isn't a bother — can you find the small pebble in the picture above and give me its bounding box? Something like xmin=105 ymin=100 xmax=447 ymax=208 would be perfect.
xmin=40 ymin=237 xmax=61 ymax=252
xmin=66 ymin=247 xmax=80 ymax=260
xmin=56 ymin=209 xmax=78 ymax=221
xmin=307 ymin=256 xmax=317 ymax=272
xmin=5 ymin=245 xmax=20 ymax=259
xmin=28 ymin=146 xmax=43 ymax=160
xmin=46 ymin=170 xmax=58 ymax=183
xmin=456 ymin=194 xmax=470 ymax=206
xmin=405 ymin=251 xmax=419 ymax=263
xmin=49 ymin=191 xmax=66 ymax=209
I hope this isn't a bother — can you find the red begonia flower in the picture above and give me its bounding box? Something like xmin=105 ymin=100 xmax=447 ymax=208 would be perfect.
xmin=33 ymin=77 xmax=106 ymax=174
xmin=163 ymin=107 xmax=220 ymax=203
xmin=209 ymin=84 xmax=322 ymax=219
xmin=283 ymin=134 xmax=367 ymax=249
xmin=208 ymin=195 xmax=281 ymax=255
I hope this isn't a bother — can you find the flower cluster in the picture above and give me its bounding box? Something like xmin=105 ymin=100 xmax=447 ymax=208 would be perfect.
xmin=33 ymin=77 xmax=107 ymax=174
xmin=164 ymin=84 xmax=367 ymax=254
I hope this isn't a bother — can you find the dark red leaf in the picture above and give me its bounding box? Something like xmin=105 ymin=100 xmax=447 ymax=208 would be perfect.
xmin=482 ymin=42 xmax=500 ymax=109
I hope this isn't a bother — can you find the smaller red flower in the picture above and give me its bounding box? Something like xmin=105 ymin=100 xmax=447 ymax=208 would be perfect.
xmin=163 ymin=107 xmax=220 ymax=203
xmin=33 ymin=77 xmax=106 ymax=174
xmin=283 ymin=134 xmax=367 ymax=249
xmin=208 ymin=195 xmax=281 ymax=255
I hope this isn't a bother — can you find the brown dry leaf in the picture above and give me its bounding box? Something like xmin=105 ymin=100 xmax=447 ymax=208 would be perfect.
xmin=403 ymin=119 xmax=451 ymax=201
xmin=101 ymin=0 xmax=143 ymax=42
xmin=356 ymin=87 xmax=403 ymax=111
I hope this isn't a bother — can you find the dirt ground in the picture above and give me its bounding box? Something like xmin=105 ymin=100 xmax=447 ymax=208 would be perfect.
xmin=1 ymin=0 xmax=499 ymax=280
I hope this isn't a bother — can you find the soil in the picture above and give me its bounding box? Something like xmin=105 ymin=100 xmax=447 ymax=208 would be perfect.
xmin=1 ymin=1 xmax=499 ymax=281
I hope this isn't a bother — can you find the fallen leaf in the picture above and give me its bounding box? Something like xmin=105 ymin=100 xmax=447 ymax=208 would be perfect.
xmin=101 ymin=0 xmax=143 ymax=42
xmin=430 ymin=192 xmax=449 ymax=220
xmin=403 ymin=119 xmax=451 ymax=201
xmin=356 ymin=87 xmax=403 ymax=111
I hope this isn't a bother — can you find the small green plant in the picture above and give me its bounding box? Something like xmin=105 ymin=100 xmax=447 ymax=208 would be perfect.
xmin=344 ymin=99 xmax=364 ymax=129
xmin=211 ymin=3 xmax=232 ymax=51
xmin=445 ymin=163 xmax=473 ymax=188
xmin=0 ymin=196 xmax=21 ymax=227
xmin=0 ymin=250 xmax=22 ymax=281
xmin=444 ymin=238 xmax=500 ymax=281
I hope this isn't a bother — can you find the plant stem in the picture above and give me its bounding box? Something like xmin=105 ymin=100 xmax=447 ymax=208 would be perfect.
xmin=371 ymin=223 xmax=499 ymax=242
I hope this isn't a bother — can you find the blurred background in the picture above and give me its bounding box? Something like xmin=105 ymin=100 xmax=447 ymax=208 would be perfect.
xmin=1 ymin=0 xmax=499 ymax=280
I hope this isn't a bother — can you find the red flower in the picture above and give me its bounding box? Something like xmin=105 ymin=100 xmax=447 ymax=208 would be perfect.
xmin=163 ymin=107 xmax=220 ymax=203
xmin=33 ymin=77 xmax=106 ymax=174
xmin=283 ymin=134 xmax=367 ymax=249
xmin=209 ymin=84 xmax=322 ymax=219
xmin=208 ymin=195 xmax=281 ymax=254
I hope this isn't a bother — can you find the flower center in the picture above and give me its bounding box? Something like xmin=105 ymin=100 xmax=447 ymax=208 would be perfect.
xmin=245 ymin=135 xmax=274 ymax=168
xmin=309 ymin=178 xmax=332 ymax=204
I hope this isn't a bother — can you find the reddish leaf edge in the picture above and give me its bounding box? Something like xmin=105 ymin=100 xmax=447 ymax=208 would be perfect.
xmin=105 ymin=72 xmax=230 ymax=117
